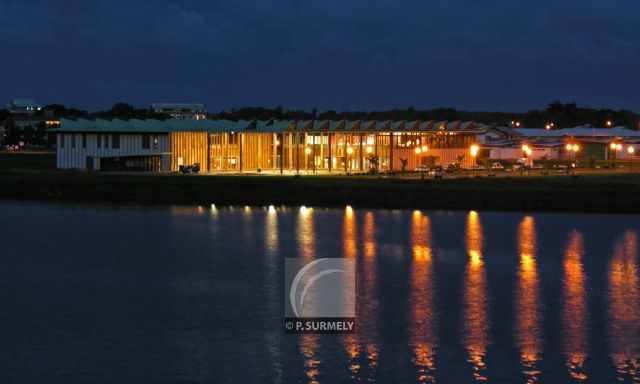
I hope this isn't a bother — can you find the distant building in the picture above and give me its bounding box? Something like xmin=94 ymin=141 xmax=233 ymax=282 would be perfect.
xmin=51 ymin=118 xmax=478 ymax=172
xmin=150 ymin=103 xmax=206 ymax=120
xmin=6 ymin=98 xmax=41 ymax=115
xmin=477 ymin=125 xmax=640 ymax=160
xmin=3 ymin=100 xmax=59 ymax=146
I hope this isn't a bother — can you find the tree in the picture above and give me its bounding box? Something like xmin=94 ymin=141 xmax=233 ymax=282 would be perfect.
xmin=479 ymin=157 xmax=491 ymax=172
xmin=540 ymin=154 xmax=550 ymax=172
xmin=455 ymin=154 xmax=466 ymax=170
xmin=110 ymin=103 xmax=136 ymax=117
xmin=367 ymin=154 xmax=379 ymax=175
xmin=426 ymin=155 xmax=439 ymax=169
xmin=400 ymin=158 xmax=408 ymax=175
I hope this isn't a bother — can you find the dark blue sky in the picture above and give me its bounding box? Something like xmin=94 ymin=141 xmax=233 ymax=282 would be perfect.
xmin=1 ymin=0 xmax=639 ymax=112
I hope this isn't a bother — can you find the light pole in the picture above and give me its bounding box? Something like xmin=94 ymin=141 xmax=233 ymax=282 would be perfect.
xmin=305 ymin=147 xmax=311 ymax=173
xmin=610 ymin=142 xmax=618 ymax=168
xmin=628 ymin=146 xmax=635 ymax=172
xmin=572 ymin=144 xmax=580 ymax=163
xmin=470 ymin=145 xmax=479 ymax=172
xmin=346 ymin=146 xmax=353 ymax=173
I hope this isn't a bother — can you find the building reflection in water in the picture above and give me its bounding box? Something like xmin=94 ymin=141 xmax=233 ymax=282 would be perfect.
xmin=562 ymin=231 xmax=588 ymax=381
xmin=342 ymin=208 xmax=379 ymax=382
xmin=344 ymin=206 xmax=357 ymax=259
xmin=608 ymin=231 xmax=640 ymax=382
xmin=265 ymin=206 xmax=279 ymax=257
xmin=264 ymin=206 xmax=282 ymax=381
xmin=409 ymin=210 xmax=438 ymax=383
xmin=463 ymin=211 xmax=489 ymax=381
xmin=297 ymin=206 xmax=315 ymax=260
xmin=296 ymin=206 xmax=320 ymax=383
xmin=515 ymin=215 xmax=542 ymax=383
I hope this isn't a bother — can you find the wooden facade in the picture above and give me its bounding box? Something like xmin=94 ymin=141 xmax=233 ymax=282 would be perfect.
xmin=53 ymin=119 xmax=479 ymax=172
xmin=168 ymin=132 xmax=208 ymax=171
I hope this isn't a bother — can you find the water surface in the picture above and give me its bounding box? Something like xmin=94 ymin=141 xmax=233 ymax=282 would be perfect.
xmin=1 ymin=202 xmax=639 ymax=383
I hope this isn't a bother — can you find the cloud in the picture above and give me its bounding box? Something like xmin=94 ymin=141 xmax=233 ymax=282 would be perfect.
xmin=0 ymin=0 xmax=638 ymax=111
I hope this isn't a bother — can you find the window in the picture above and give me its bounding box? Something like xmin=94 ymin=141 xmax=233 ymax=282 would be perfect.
xmin=112 ymin=134 xmax=120 ymax=149
xmin=97 ymin=134 xmax=101 ymax=148
xmin=60 ymin=134 xmax=65 ymax=148
xmin=142 ymin=134 xmax=150 ymax=149
xmin=153 ymin=134 xmax=158 ymax=150
xmin=71 ymin=134 xmax=76 ymax=148
xmin=82 ymin=134 xmax=87 ymax=148
xmin=104 ymin=135 xmax=109 ymax=149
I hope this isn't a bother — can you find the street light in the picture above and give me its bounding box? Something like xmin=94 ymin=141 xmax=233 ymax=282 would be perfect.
xmin=305 ymin=147 xmax=311 ymax=172
xmin=628 ymin=146 xmax=635 ymax=172
xmin=346 ymin=146 xmax=354 ymax=172
xmin=610 ymin=142 xmax=619 ymax=167
xmin=414 ymin=147 xmax=422 ymax=154
xmin=521 ymin=145 xmax=531 ymax=167
xmin=606 ymin=120 xmax=613 ymax=127
xmin=470 ymin=145 xmax=479 ymax=170
xmin=366 ymin=146 xmax=373 ymax=154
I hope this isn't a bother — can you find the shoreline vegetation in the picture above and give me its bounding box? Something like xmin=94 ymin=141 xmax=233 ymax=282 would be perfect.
xmin=1 ymin=152 xmax=640 ymax=213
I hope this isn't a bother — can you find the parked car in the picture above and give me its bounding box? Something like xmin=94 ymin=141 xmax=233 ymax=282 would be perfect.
xmin=530 ymin=164 xmax=544 ymax=170
xmin=490 ymin=162 xmax=505 ymax=170
xmin=180 ymin=163 xmax=201 ymax=174
xmin=554 ymin=162 xmax=577 ymax=169
xmin=429 ymin=166 xmax=443 ymax=179
xmin=415 ymin=165 xmax=429 ymax=172
xmin=445 ymin=164 xmax=457 ymax=173
xmin=467 ymin=164 xmax=484 ymax=170
xmin=513 ymin=162 xmax=526 ymax=170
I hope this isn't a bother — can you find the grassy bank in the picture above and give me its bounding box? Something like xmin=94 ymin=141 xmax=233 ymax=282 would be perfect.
xmin=1 ymin=151 xmax=639 ymax=212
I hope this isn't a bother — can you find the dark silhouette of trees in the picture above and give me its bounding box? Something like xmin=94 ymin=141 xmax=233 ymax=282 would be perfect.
xmin=4 ymin=101 xmax=637 ymax=129
xmin=209 ymin=102 xmax=640 ymax=129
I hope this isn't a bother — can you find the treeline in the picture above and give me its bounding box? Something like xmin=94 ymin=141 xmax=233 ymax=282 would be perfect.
xmin=213 ymin=101 xmax=639 ymax=129
xmin=29 ymin=103 xmax=171 ymax=120
xmin=4 ymin=101 xmax=639 ymax=129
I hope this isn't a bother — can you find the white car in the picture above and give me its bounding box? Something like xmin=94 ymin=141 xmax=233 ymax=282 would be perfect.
xmin=490 ymin=162 xmax=505 ymax=170
xmin=512 ymin=162 xmax=526 ymax=170
xmin=415 ymin=165 xmax=429 ymax=172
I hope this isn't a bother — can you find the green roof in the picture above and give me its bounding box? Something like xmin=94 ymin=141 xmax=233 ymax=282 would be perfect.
xmin=51 ymin=118 xmax=479 ymax=134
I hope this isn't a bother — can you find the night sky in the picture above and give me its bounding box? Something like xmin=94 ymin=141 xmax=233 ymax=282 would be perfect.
xmin=1 ymin=0 xmax=639 ymax=112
